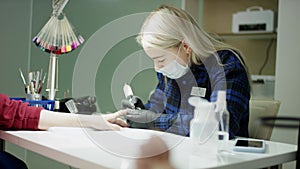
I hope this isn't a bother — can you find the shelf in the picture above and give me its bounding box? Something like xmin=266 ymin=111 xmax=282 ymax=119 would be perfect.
xmin=211 ymin=33 xmax=277 ymax=40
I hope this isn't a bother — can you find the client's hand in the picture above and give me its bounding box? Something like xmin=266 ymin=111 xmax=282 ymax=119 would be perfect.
xmin=102 ymin=110 xmax=129 ymax=127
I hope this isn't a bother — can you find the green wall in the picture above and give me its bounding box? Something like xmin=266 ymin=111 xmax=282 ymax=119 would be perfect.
xmin=0 ymin=0 xmax=32 ymax=96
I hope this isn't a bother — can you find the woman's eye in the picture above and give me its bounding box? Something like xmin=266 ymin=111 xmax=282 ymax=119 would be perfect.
xmin=158 ymin=58 xmax=166 ymax=63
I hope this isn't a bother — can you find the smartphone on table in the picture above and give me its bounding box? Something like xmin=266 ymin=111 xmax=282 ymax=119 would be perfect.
xmin=233 ymin=138 xmax=266 ymax=153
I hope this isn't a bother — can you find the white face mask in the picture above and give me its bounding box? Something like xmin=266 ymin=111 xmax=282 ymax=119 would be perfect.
xmin=156 ymin=45 xmax=189 ymax=79
xmin=157 ymin=60 xmax=189 ymax=79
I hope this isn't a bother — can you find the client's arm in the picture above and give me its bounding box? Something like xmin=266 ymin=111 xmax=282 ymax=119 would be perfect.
xmin=38 ymin=109 xmax=128 ymax=130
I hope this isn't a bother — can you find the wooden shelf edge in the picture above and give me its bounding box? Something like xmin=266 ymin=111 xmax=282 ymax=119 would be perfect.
xmin=210 ymin=32 xmax=277 ymax=40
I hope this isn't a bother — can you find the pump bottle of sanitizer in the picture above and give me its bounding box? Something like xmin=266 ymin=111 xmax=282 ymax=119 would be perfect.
xmin=215 ymin=91 xmax=230 ymax=152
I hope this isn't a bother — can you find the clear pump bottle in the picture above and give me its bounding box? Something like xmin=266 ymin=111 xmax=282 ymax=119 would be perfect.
xmin=215 ymin=91 xmax=230 ymax=152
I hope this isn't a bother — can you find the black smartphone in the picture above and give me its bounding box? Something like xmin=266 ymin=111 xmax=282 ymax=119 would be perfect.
xmin=233 ymin=138 xmax=266 ymax=153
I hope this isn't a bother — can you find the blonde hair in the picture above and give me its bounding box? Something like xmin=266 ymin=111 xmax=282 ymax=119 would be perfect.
xmin=137 ymin=5 xmax=246 ymax=67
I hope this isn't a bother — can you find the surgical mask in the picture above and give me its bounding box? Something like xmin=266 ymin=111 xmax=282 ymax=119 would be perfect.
xmin=157 ymin=45 xmax=189 ymax=79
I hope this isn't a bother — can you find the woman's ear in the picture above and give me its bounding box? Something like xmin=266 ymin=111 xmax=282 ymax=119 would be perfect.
xmin=183 ymin=42 xmax=192 ymax=55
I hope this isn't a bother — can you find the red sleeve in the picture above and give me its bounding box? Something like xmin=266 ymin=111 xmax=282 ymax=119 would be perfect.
xmin=0 ymin=94 xmax=43 ymax=130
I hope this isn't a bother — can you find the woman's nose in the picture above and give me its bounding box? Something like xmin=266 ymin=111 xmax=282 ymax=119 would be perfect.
xmin=154 ymin=63 xmax=163 ymax=71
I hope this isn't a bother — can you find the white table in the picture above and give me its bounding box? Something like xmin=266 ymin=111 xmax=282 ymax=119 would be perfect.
xmin=0 ymin=127 xmax=297 ymax=169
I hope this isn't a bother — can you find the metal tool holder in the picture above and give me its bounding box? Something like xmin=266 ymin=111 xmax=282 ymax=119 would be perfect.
xmin=46 ymin=53 xmax=59 ymax=100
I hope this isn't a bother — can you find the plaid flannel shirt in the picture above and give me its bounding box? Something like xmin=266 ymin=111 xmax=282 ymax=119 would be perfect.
xmin=144 ymin=50 xmax=250 ymax=139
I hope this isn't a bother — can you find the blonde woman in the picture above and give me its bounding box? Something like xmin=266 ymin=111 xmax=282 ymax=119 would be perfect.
xmin=122 ymin=5 xmax=250 ymax=139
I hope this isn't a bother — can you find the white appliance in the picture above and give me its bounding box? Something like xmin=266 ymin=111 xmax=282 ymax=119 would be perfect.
xmin=232 ymin=6 xmax=274 ymax=33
